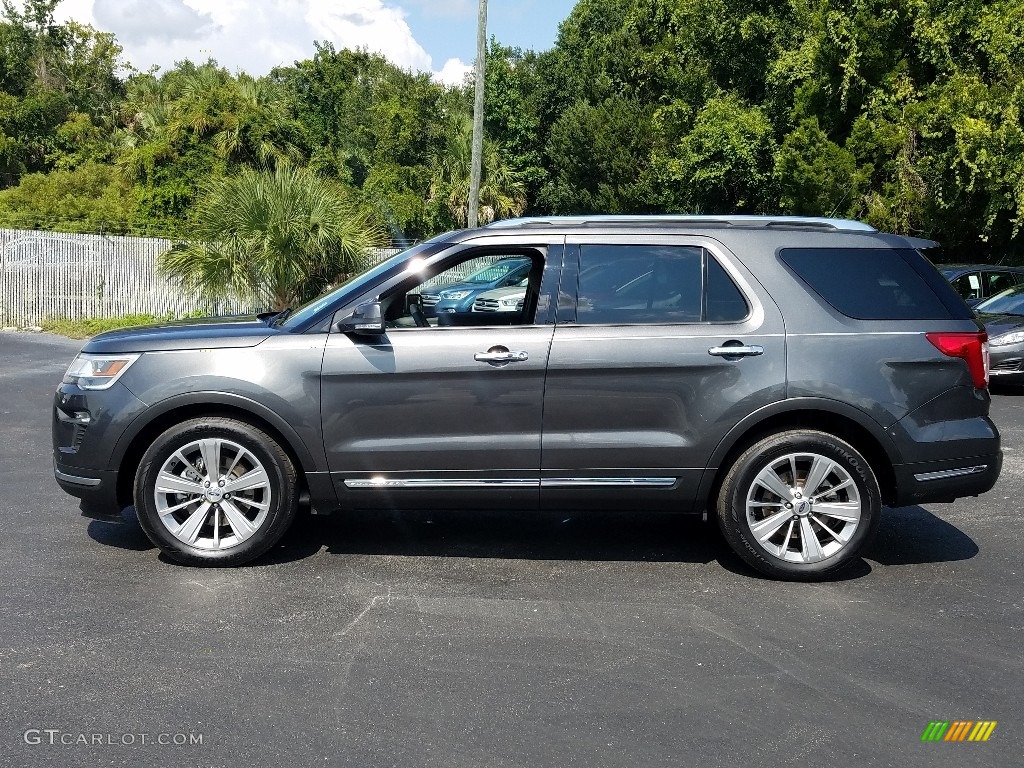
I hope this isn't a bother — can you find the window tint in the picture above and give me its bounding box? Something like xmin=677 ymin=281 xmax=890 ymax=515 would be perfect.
xmin=986 ymin=271 xmax=1018 ymax=296
xmin=705 ymin=256 xmax=749 ymax=321
xmin=780 ymin=248 xmax=953 ymax=320
xmin=576 ymin=245 xmax=747 ymax=324
xmin=950 ymin=272 xmax=982 ymax=301
xmin=383 ymin=251 xmax=542 ymax=329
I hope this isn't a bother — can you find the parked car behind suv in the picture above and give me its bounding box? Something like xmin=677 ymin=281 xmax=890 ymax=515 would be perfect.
xmin=975 ymin=284 xmax=1024 ymax=383
xmin=939 ymin=263 xmax=1024 ymax=307
xmin=472 ymin=276 xmax=528 ymax=313
xmin=53 ymin=216 xmax=1001 ymax=580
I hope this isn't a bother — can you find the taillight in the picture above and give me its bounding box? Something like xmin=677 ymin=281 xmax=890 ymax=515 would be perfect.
xmin=926 ymin=332 xmax=989 ymax=389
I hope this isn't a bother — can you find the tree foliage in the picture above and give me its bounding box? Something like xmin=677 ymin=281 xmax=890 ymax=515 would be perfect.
xmin=3 ymin=0 xmax=1024 ymax=260
xmin=158 ymin=166 xmax=383 ymax=310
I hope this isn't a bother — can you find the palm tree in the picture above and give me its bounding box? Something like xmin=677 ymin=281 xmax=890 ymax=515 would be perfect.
xmin=212 ymin=73 xmax=302 ymax=169
xmin=158 ymin=166 xmax=384 ymax=311
xmin=430 ymin=113 xmax=526 ymax=227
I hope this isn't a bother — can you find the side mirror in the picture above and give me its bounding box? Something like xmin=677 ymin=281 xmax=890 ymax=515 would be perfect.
xmin=338 ymin=301 xmax=385 ymax=336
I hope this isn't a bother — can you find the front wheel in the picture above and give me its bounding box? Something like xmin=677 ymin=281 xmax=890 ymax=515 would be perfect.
xmin=717 ymin=430 xmax=881 ymax=581
xmin=134 ymin=417 xmax=299 ymax=566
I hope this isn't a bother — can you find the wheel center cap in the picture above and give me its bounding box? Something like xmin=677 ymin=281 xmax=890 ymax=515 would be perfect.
xmin=795 ymin=499 xmax=811 ymax=516
xmin=205 ymin=487 xmax=224 ymax=503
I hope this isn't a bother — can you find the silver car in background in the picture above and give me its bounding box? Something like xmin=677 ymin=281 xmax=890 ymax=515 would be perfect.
xmin=472 ymin=277 xmax=528 ymax=313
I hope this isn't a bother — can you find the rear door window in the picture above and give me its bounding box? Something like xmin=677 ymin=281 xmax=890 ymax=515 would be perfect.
xmin=950 ymin=272 xmax=982 ymax=302
xmin=985 ymin=271 xmax=1019 ymax=297
xmin=780 ymin=248 xmax=955 ymax=320
xmin=576 ymin=245 xmax=748 ymax=324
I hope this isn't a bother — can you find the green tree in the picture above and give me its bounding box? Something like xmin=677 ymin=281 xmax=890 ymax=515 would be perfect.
xmin=274 ymin=43 xmax=448 ymax=241
xmin=484 ymin=40 xmax=547 ymax=208
xmin=540 ymin=96 xmax=658 ymax=214
xmin=655 ymin=94 xmax=777 ymax=212
xmin=0 ymin=158 xmax=134 ymax=231
xmin=429 ymin=111 xmax=526 ymax=227
xmin=159 ymin=166 xmax=384 ymax=311
xmin=774 ymin=117 xmax=864 ymax=217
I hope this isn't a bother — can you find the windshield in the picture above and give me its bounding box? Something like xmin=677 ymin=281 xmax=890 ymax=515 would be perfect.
xmin=976 ymin=285 xmax=1024 ymax=315
xmin=279 ymin=240 xmax=445 ymax=328
xmin=465 ymin=261 xmax=524 ymax=284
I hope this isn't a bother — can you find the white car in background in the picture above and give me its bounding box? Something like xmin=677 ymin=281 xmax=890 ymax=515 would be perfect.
xmin=471 ymin=276 xmax=528 ymax=313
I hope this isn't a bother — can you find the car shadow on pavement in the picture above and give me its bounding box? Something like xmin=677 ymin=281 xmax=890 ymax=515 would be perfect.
xmin=85 ymin=506 xmax=156 ymax=552
xmin=260 ymin=508 xmax=726 ymax=566
xmin=716 ymin=504 xmax=979 ymax=581
xmin=83 ymin=503 xmax=979 ymax=577
xmin=865 ymin=505 xmax=979 ymax=566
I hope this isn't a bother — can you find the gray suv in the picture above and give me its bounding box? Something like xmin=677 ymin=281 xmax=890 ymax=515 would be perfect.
xmin=53 ymin=216 xmax=1001 ymax=580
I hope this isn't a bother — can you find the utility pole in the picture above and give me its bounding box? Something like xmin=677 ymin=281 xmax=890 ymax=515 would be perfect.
xmin=468 ymin=0 xmax=487 ymax=229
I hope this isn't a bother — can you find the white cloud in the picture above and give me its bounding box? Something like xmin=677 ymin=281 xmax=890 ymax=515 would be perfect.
xmin=434 ymin=57 xmax=472 ymax=86
xmin=93 ymin=0 xmax=215 ymax=44
xmin=305 ymin=0 xmax=432 ymax=73
xmin=53 ymin=0 xmax=462 ymax=82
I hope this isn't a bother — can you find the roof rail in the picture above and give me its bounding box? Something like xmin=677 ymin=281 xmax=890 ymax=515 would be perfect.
xmin=485 ymin=215 xmax=877 ymax=233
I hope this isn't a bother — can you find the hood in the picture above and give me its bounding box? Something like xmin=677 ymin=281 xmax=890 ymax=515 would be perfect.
xmin=82 ymin=314 xmax=278 ymax=354
xmin=977 ymin=312 xmax=1024 ymax=340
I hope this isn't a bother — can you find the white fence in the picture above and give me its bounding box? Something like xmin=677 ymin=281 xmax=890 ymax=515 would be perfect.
xmin=0 ymin=228 xmax=401 ymax=326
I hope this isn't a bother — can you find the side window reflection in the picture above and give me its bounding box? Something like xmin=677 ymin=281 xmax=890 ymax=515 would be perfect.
xmin=384 ymin=253 xmax=541 ymax=329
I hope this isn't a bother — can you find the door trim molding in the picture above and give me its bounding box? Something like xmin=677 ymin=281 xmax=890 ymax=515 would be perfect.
xmin=343 ymin=476 xmax=677 ymax=489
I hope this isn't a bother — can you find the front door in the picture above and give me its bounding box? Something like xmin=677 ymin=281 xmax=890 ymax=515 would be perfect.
xmin=321 ymin=242 xmax=563 ymax=510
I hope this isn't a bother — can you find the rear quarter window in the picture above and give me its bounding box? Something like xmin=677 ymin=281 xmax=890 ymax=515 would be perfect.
xmin=780 ymin=248 xmax=957 ymax=320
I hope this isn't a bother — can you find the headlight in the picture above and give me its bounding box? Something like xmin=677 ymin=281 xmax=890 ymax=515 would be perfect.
xmin=440 ymin=290 xmax=472 ymax=300
xmin=63 ymin=353 xmax=141 ymax=390
xmin=989 ymin=330 xmax=1024 ymax=347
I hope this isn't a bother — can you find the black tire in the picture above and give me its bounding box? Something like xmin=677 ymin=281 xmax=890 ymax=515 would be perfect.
xmin=717 ymin=430 xmax=881 ymax=581
xmin=133 ymin=417 xmax=299 ymax=566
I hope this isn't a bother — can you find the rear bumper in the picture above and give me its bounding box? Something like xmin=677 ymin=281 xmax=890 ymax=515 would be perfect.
xmin=891 ymin=452 xmax=1002 ymax=506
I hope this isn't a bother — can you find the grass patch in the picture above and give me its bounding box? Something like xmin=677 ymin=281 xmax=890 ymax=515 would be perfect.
xmin=42 ymin=313 xmax=189 ymax=339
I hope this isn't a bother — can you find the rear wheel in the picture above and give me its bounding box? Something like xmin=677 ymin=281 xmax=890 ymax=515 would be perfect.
xmin=717 ymin=430 xmax=881 ymax=581
xmin=134 ymin=417 xmax=299 ymax=566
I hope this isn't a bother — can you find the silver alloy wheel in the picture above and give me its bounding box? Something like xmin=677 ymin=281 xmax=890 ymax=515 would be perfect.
xmin=154 ymin=438 xmax=272 ymax=551
xmin=745 ymin=452 xmax=862 ymax=564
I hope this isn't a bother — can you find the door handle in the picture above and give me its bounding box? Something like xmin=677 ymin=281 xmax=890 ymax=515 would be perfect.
xmin=708 ymin=344 xmax=764 ymax=358
xmin=474 ymin=349 xmax=529 ymax=364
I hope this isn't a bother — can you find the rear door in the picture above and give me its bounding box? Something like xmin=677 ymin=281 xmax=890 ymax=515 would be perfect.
xmin=540 ymin=234 xmax=786 ymax=511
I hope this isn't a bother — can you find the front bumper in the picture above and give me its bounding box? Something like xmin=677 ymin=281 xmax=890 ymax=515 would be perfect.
xmin=52 ymin=381 xmax=148 ymax=514
xmin=53 ymin=458 xmax=121 ymax=512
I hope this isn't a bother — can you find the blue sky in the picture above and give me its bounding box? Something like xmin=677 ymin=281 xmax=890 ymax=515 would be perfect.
xmin=53 ymin=0 xmax=578 ymax=83
xmin=405 ymin=0 xmax=576 ymax=61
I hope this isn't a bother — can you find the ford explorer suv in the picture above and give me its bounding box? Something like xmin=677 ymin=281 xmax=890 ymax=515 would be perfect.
xmin=53 ymin=215 xmax=1001 ymax=580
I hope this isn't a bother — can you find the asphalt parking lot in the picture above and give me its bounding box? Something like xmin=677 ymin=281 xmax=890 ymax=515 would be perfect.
xmin=1 ymin=330 xmax=1021 ymax=768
